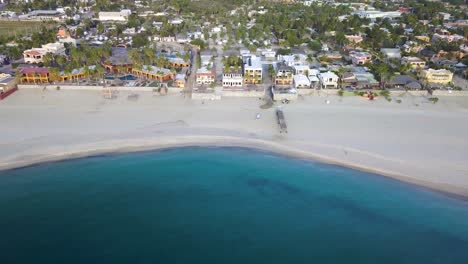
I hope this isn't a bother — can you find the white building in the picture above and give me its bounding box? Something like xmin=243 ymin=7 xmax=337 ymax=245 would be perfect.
xmin=23 ymin=42 xmax=66 ymax=64
xmin=381 ymin=48 xmax=401 ymax=60
xmin=58 ymin=37 xmax=77 ymax=47
xmin=353 ymin=10 xmax=401 ymax=20
xmin=293 ymin=65 xmax=309 ymax=75
xmin=322 ymin=44 xmax=329 ymax=52
xmin=293 ymin=74 xmax=311 ymax=89
xmin=277 ymin=54 xmax=307 ymax=67
xmin=222 ymin=72 xmax=244 ymax=87
xmin=318 ymin=71 xmax=339 ymax=89
xmin=98 ymin=10 xmax=131 ymax=21
xmin=308 ymin=69 xmax=320 ymax=88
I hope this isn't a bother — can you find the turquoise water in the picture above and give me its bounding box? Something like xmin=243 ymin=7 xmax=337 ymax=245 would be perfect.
xmin=1 ymin=147 xmax=468 ymax=263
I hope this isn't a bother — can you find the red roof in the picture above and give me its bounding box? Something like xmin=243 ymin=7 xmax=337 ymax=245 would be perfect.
xmin=21 ymin=67 xmax=50 ymax=75
xmin=24 ymin=50 xmax=44 ymax=56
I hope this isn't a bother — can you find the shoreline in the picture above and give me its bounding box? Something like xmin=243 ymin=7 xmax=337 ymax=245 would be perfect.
xmin=2 ymin=135 xmax=468 ymax=200
xmin=2 ymin=90 xmax=468 ymax=201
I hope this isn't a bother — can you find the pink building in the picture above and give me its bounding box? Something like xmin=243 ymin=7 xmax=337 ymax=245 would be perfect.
xmin=345 ymin=35 xmax=363 ymax=43
xmin=349 ymin=51 xmax=372 ymax=65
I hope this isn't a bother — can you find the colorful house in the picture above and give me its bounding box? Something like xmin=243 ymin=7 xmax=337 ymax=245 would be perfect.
xmin=19 ymin=67 xmax=50 ymax=83
xmin=243 ymin=56 xmax=262 ymax=84
xmin=275 ymin=63 xmax=294 ymax=86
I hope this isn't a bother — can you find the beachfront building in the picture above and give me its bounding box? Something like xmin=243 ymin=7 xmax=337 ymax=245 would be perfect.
xmin=23 ymin=43 xmax=66 ymax=64
xmin=349 ymin=51 xmax=372 ymax=65
xmin=132 ymin=65 xmax=174 ymax=81
xmin=244 ymin=56 xmax=262 ymax=84
xmin=103 ymin=47 xmax=132 ymax=73
xmin=98 ymin=10 xmax=131 ymax=21
xmin=293 ymin=74 xmax=311 ymax=89
xmin=308 ymin=69 xmax=320 ymax=89
xmin=387 ymin=75 xmax=422 ymax=90
xmin=19 ymin=67 xmax=50 ymax=83
xmin=222 ymin=70 xmax=244 ymax=88
xmin=0 ymin=74 xmax=17 ymax=98
xmin=196 ymin=66 xmax=216 ymax=85
xmin=59 ymin=65 xmax=97 ymax=82
xmin=341 ymin=71 xmax=379 ymax=90
xmin=401 ymin=56 xmax=426 ymax=69
xmin=318 ymin=71 xmax=339 ymax=89
xmin=275 ymin=64 xmax=294 ymax=86
xmin=419 ymin=69 xmax=453 ymax=85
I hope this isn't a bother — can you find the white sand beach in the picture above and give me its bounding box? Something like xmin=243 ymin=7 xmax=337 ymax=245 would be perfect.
xmin=1 ymin=89 xmax=468 ymax=197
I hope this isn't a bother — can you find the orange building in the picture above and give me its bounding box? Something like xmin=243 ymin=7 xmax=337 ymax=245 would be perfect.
xmin=56 ymin=26 xmax=70 ymax=38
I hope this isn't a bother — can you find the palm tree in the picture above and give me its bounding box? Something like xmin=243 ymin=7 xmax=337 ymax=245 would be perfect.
xmin=94 ymin=65 xmax=105 ymax=84
xmin=374 ymin=63 xmax=390 ymax=89
xmin=83 ymin=65 xmax=91 ymax=81
xmin=70 ymin=47 xmax=81 ymax=69
xmin=48 ymin=68 xmax=61 ymax=83
xmin=335 ymin=67 xmax=347 ymax=89
xmin=56 ymin=55 xmax=67 ymax=69
xmin=64 ymin=66 xmax=72 ymax=83
xmin=42 ymin=53 xmax=55 ymax=67
xmin=15 ymin=70 xmax=23 ymax=83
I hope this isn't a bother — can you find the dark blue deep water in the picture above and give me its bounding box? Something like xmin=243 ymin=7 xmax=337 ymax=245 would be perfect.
xmin=1 ymin=147 xmax=468 ymax=264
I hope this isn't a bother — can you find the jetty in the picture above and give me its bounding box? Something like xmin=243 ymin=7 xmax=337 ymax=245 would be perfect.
xmin=276 ymin=108 xmax=288 ymax=133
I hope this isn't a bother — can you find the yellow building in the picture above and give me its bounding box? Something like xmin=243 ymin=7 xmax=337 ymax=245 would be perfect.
xmin=419 ymin=69 xmax=453 ymax=85
xmin=275 ymin=64 xmax=294 ymax=86
xmin=132 ymin=65 xmax=174 ymax=81
xmin=415 ymin=36 xmax=430 ymax=42
xmin=19 ymin=67 xmax=50 ymax=83
xmin=401 ymin=56 xmax=426 ymax=69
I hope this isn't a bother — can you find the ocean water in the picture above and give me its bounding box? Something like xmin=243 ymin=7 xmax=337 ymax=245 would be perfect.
xmin=1 ymin=147 xmax=468 ymax=264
